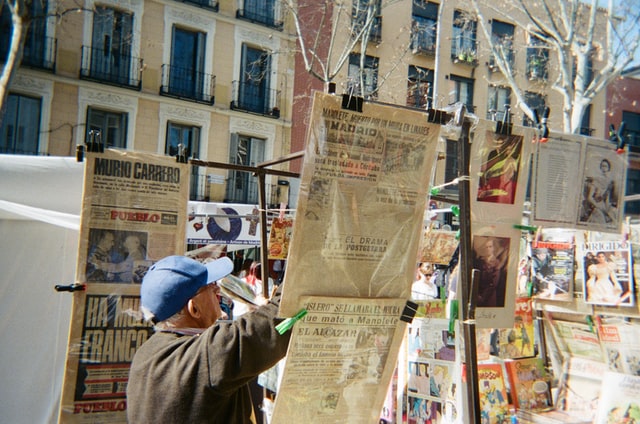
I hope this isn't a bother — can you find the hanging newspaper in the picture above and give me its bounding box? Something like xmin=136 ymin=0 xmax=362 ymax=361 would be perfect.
xmin=279 ymin=92 xmax=440 ymax=315
xmin=531 ymin=133 xmax=627 ymax=232
xmin=274 ymin=92 xmax=440 ymax=423
xmin=58 ymin=149 xmax=189 ymax=423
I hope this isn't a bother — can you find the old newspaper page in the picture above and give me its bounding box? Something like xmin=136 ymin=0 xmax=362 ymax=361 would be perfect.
xmin=59 ymin=149 xmax=189 ymax=423
xmin=279 ymin=92 xmax=440 ymax=316
xmin=271 ymin=296 xmax=408 ymax=424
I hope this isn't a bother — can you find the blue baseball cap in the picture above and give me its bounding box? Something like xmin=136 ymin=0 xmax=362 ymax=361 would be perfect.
xmin=141 ymin=255 xmax=234 ymax=322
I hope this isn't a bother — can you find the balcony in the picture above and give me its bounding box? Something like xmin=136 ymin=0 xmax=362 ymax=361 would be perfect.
xmin=80 ymin=45 xmax=143 ymax=90
xmin=173 ymin=0 xmax=218 ymax=11
xmin=488 ymin=50 xmax=514 ymax=73
xmin=225 ymin=177 xmax=285 ymax=207
xmin=160 ymin=64 xmax=216 ymax=105
xmin=21 ymin=35 xmax=56 ymax=71
xmin=230 ymin=80 xmax=281 ymax=118
xmin=236 ymin=1 xmax=283 ymax=30
xmin=411 ymin=20 xmax=436 ymax=56
xmin=527 ymin=57 xmax=549 ymax=81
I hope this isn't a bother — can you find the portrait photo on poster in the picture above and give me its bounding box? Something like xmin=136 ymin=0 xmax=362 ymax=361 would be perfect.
xmin=577 ymin=141 xmax=627 ymax=232
xmin=472 ymin=235 xmax=510 ymax=308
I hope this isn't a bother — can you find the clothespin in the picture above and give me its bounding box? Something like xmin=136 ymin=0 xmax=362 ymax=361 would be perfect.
xmin=176 ymin=143 xmax=189 ymax=163
xmin=276 ymin=309 xmax=308 ymax=334
xmin=341 ymin=93 xmax=363 ymax=113
xmin=400 ymin=300 xmax=419 ymax=323
xmin=586 ymin=315 xmax=594 ymax=333
xmin=54 ymin=283 xmax=87 ymax=292
xmin=495 ymin=105 xmax=512 ymax=135
xmin=609 ymin=122 xmax=626 ymax=154
xmin=448 ymin=299 xmax=459 ymax=335
xmin=513 ymin=224 xmax=537 ymax=233
xmin=533 ymin=107 xmax=550 ymax=143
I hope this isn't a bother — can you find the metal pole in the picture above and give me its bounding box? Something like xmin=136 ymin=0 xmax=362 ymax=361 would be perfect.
xmin=456 ymin=111 xmax=481 ymax=423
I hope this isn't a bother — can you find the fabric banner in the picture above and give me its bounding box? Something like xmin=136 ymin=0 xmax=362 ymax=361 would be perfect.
xmin=58 ymin=149 xmax=189 ymax=423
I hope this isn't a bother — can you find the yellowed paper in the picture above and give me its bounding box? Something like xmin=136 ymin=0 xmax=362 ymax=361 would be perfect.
xmin=59 ymin=149 xmax=189 ymax=423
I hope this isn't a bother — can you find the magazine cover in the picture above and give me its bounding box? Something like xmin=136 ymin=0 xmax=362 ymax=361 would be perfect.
xmin=531 ymin=229 xmax=575 ymax=301
xmin=498 ymin=297 xmax=536 ymax=359
xmin=582 ymin=238 xmax=634 ymax=307
xmin=477 ymin=363 xmax=510 ymax=424
xmin=558 ymin=357 xmax=607 ymax=422
xmin=593 ymin=372 xmax=640 ymax=424
xmin=418 ymin=228 xmax=459 ymax=265
xmin=505 ymin=357 xmax=552 ymax=411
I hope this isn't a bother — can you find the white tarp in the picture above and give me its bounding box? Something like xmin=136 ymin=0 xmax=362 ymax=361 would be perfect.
xmin=0 ymin=154 xmax=83 ymax=424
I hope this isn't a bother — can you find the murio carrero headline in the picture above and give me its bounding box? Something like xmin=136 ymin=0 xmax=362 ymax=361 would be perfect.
xmin=94 ymin=157 xmax=181 ymax=183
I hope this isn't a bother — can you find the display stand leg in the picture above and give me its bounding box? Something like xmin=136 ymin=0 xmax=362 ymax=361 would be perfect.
xmin=456 ymin=114 xmax=481 ymax=423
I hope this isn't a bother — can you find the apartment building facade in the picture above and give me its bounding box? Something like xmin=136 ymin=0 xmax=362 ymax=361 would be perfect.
xmin=290 ymin=0 xmax=626 ymax=215
xmin=1 ymin=0 xmax=296 ymax=206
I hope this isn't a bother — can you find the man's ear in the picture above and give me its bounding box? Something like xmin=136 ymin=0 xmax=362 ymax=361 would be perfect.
xmin=186 ymin=298 xmax=201 ymax=319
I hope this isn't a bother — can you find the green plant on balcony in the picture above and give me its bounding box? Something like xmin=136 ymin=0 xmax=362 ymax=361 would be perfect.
xmin=456 ymin=49 xmax=477 ymax=65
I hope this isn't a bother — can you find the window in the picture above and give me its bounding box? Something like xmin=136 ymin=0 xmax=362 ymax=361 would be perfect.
xmin=225 ymin=134 xmax=265 ymax=204
xmin=0 ymin=93 xmax=41 ymax=155
xmin=448 ymin=75 xmax=474 ymax=111
xmin=487 ymin=85 xmax=511 ymax=121
xmin=522 ymin=91 xmax=545 ymax=127
xmin=236 ymin=44 xmax=272 ymax=114
xmin=348 ymin=53 xmax=379 ymax=99
xmin=622 ymin=111 xmax=640 ymax=216
xmin=352 ymin=0 xmax=382 ymax=42
xmin=169 ymin=27 xmax=206 ymax=99
xmin=90 ymin=6 xmax=133 ymax=84
xmin=411 ymin=1 xmax=438 ymax=55
xmin=490 ymin=20 xmax=514 ymax=69
xmin=452 ymin=10 xmax=477 ymax=63
xmin=166 ymin=122 xmax=204 ymax=200
xmin=238 ymin=0 xmax=281 ymax=29
xmin=86 ymin=107 xmax=128 ymax=149
xmin=407 ymin=65 xmax=433 ymax=109
xmin=526 ymin=35 xmax=549 ymax=80
xmin=1 ymin=0 xmax=50 ymax=69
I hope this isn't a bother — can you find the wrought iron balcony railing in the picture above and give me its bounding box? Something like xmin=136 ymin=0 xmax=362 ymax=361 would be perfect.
xmin=160 ymin=64 xmax=216 ymax=105
xmin=173 ymin=0 xmax=219 ymax=11
xmin=236 ymin=1 xmax=283 ymax=30
xmin=230 ymin=80 xmax=281 ymax=118
xmin=411 ymin=20 xmax=436 ymax=56
xmin=80 ymin=45 xmax=142 ymax=90
xmin=22 ymin=35 xmax=56 ymax=71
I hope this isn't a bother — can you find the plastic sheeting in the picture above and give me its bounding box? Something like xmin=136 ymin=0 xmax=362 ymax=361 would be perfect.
xmin=0 ymin=154 xmax=84 ymax=423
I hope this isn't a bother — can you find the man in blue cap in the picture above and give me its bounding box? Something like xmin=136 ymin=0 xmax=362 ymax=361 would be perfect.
xmin=127 ymin=255 xmax=291 ymax=423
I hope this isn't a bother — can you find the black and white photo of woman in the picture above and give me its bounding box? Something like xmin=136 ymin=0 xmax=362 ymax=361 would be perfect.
xmin=472 ymin=236 xmax=510 ymax=307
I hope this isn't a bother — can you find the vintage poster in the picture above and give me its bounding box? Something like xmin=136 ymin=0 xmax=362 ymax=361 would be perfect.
xmin=597 ymin=316 xmax=640 ymax=376
xmin=268 ymin=216 xmax=293 ymax=260
xmin=582 ymin=238 xmax=634 ymax=307
xmin=418 ymin=228 xmax=459 ymax=265
xmin=504 ymin=357 xmax=552 ymax=412
xmin=498 ymin=297 xmax=536 ymax=359
xmin=406 ymin=315 xmax=460 ymax=424
xmin=477 ymin=363 xmax=510 ymax=423
xmin=59 ymin=149 xmax=189 ymax=423
xmin=471 ymin=222 xmax=521 ymax=328
xmin=558 ymin=357 xmax=607 ymax=422
xmin=531 ymin=229 xmax=575 ymax=301
xmin=576 ymin=141 xmax=627 ymax=232
xmin=531 ymin=135 xmax=627 ymax=232
xmin=186 ymin=201 xmax=262 ymax=247
xmin=270 ymin=296 xmax=408 ymax=424
xmin=593 ymin=372 xmax=640 ymax=424
xmin=279 ymin=92 xmax=440 ymax=316
xmin=469 ymin=119 xmax=534 ymax=224
xmin=530 ymin=132 xmax=584 ymax=227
